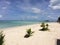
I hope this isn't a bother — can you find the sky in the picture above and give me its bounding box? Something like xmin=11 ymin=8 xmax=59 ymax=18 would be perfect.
xmin=0 ymin=0 xmax=60 ymax=21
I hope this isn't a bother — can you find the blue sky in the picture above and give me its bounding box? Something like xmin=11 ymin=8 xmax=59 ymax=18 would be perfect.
xmin=0 ymin=0 xmax=60 ymax=20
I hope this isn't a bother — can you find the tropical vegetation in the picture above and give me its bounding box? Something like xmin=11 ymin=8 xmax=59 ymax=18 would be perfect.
xmin=40 ymin=23 xmax=49 ymax=31
xmin=24 ymin=28 xmax=34 ymax=38
xmin=0 ymin=31 xmax=5 ymax=45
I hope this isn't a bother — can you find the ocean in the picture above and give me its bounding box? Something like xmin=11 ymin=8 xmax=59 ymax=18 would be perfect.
xmin=0 ymin=20 xmax=40 ymax=29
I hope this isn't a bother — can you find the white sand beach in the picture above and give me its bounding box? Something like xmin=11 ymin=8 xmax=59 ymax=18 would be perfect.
xmin=1 ymin=23 xmax=60 ymax=45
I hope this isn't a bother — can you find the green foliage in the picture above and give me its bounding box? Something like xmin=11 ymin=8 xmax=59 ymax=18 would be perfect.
xmin=40 ymin=23 xmax=49 ymax=31
xmin=0 ymin=31 xmax=5 ymax=45
xmin=24 ymin=28 xmax=34 ymax=38
xmin=46 ymin=24 xmax=49 ymax=29
xmin=41 ymin=23 xmax=45 ymax=29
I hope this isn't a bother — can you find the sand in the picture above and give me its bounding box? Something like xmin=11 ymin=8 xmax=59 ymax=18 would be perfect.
xmin=0 ymin=23 xmax=60 ymax=45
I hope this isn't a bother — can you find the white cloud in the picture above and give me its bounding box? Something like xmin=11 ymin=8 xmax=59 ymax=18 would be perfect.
xmin=2 ymin=7 xmax=7 ymax=9
xmin=31 ymin=16 xmax=38 ymax=19
xmin=26 ymin=15 xmax=38 ymax=19
xmin=16 ymin=1 xmax=42 ymax=14
xmin=31 ymin=8 xmax=41 ymax=13
xmin=47 ymin=16 xmax=52 ymax=18
xmin=0 ymin=15 xmax=3 ymax=18
xmin=19 ymin=6 xmax=42 ymax=14
xmin=0 ymin=0 xmax=11 ymax=15
xmin=47 ymin=16 xmax=56 ymax=19
xmin=49 ymin=0 xmax=60 ymax=10
xmin=6 ymin=1 xmax=11 ymax=5
xmin=50 ymin=0 xmax=57 ymax=2
xmin=20 ymin=15 xmax=39 ymax=20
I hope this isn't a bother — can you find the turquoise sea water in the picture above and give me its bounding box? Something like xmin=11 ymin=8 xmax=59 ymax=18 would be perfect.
xmin=0 ymin=20 xmax=40 ymax=29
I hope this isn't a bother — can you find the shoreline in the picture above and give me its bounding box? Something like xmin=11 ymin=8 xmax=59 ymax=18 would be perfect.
xmin=0 ymin=22 xmax=57 ymax=30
